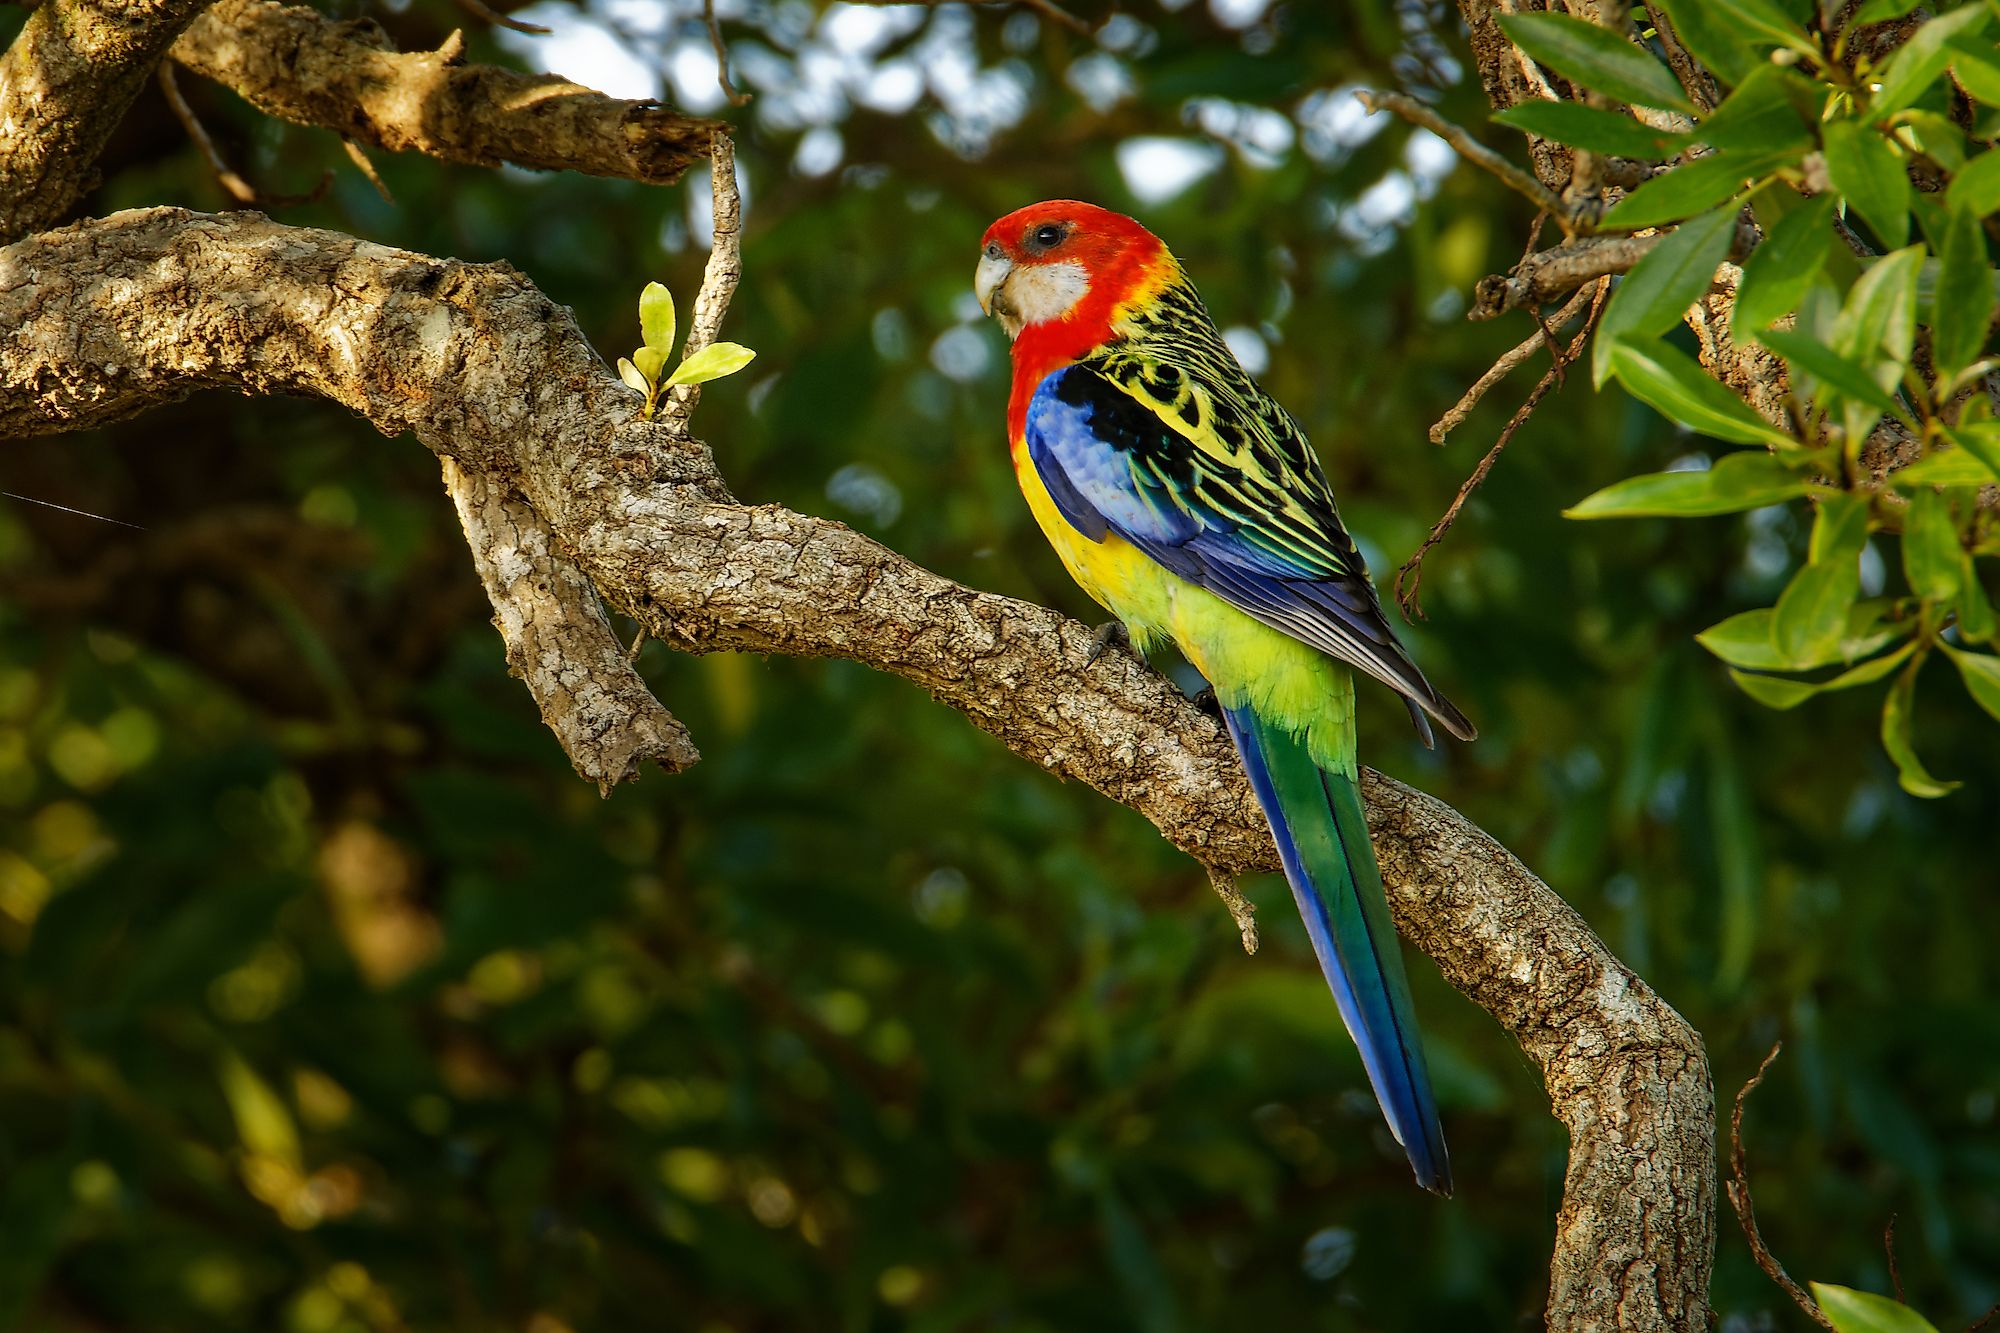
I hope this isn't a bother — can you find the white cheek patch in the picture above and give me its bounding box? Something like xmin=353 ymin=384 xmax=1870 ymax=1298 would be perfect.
xmin=1011 ymin=261 xmax=1091 ymax=326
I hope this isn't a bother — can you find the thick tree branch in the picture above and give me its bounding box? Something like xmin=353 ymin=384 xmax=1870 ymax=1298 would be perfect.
xmin=0 ymin=0 xmax=215 ymax=241
xmin=0 ymin=208 xmax=1714 ymax=1333
xmin=170 ymin=0 xmax=718 ymax=185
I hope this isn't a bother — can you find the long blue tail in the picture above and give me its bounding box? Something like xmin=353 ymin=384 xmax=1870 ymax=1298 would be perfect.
xmin=1222 ymin=703 xmax=1451 ymax=1195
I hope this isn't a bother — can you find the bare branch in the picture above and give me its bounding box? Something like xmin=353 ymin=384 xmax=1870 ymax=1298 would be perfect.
xmin=0 ymin=209 xmax=1715 ymax=1333
xmin=453 ymin=0 xmax=550 ymax=35
xmin=1472 ymin=234 xmax=1663 ymax=319
xmin=1357 ymin=89 xmax=1571 ymax=226
xmin=703 ymin=0 xmax=751 ymax=107
xmin=1726 ymin=1044 xmax=1838 ymax=1330
xmin=663 ymin=133 xmax=743 ymax=432
xmin=169 ymin=0 xmax=719 ymax=186
xmin=158 ymin=62 xmax=333 ymax=207
xmin=1431 ymin=282 xmax=1600 ymax=445
xmin=0 ymin=0 xmax=215 ymax=241
xmin=441 ymin=457 xmax=699 ymax=790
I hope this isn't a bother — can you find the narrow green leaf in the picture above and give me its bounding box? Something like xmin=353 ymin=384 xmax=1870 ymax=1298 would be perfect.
xmin=1833 ymin=245 xmax=1923 ymax=374
xmin=1734 ymin=195 xmax=1838 ymax=333
xmin=1565 ymin=449 xmax=1810 ymax=519
xmin=1956 ymin=561 xmax=1999 ymax=642
xmin=1903 ymin=488 xmax=1963 ymax=602
xmin=1606 ymin=339 xmax=1801 ymax=447
xmin=665 ymin=341 xmax=758 ymax=387
xmin=1943 ymin=423 xmax=2000 ymax=480
xmin=1699 ymin=601 xmax=1903 ymax=669
xmin=1943 ymin=644 xmax=2000 ymax=720
xmin=1493 ymin=103 xmax=1690 ymax=157
xmin=1703 ymin=0 xmax=1820 ymax=58
xmin=1946 ymin=149 xmax=2000 ymax=217
xmin=639 ymin=281 xmax=676 ymax=354
xmin=1895 ymin=110 xmax=1966 ymax=172
xmin=1951 ymin=38 xmax=2000 ymax=106
xmin=1893 ymin=448 xmax=2000 ymax=487
xmin=1758 ymin=329 xmax=1904 ymax=414
xmin=1698 ymin=66 xmax=1818 ymax=154
xmin=1497 ymin=13 xmax=1696 ymax=111
xmin=1730 ymin=640 xmax=1916 ymax=708
xmin=1879 ymin=664 xmax=1959 ymax=797
xmin=617 ymin=357 xmax=649 ymax=396
xmin=1933 ymin=204 xmax=1997 ymax=380
xmin=1776 ymin=554 xmax=1862 ymax=664
xmin=1824 ymin=121 xmax=1911 ymax=249
xmin=1594 ymin=204 xmax=1740 ymax=386
xmin=1812 ymin=1283 xmax=1944 ymax=1333
xmin=1811 ymin=491 xmax=1872 ymax=564
xmin=1871 ymin=4 xmax=1992 ymax=119
xmin=1849 ymin=0 xmax=1923 ymax=25
xmin=633 ymin=345 xmax=668 ymax=385
xmin=1650 ymin=0 xmax=1760 ymax=83
xmin=1599 ymin=152 xmax=1793 ymax=230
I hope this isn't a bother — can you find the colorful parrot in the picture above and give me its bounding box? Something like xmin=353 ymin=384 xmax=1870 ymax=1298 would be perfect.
xmin=975 ymin=200 xmax=1475 ymax=1195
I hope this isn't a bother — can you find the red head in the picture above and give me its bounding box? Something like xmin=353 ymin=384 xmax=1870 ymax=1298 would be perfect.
xmin=976 ymin=201 xmax=1174 ymax=376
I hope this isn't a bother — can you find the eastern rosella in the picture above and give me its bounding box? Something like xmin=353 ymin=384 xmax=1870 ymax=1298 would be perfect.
xmin=976 ymin=201 xmax=1475 ymax=1195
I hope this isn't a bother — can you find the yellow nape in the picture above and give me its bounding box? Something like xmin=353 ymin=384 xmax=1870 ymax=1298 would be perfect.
xmin=1011 ymin=440 xmax=1357 ymax=775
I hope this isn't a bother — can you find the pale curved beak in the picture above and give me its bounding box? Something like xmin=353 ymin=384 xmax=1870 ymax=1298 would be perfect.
xmin=974 ymin=250 xmax=1014 ymax=318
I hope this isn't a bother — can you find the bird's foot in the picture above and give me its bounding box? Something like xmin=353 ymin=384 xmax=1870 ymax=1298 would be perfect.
xmin=1083 ymin=619 xmax=1132 ymax=668
xmin=1190 ymin=685 xmax=1222 ymax=719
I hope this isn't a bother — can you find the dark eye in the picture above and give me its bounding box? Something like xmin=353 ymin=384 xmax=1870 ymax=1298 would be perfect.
xmin=1032 ymin=224 xmax=1065 ymax=249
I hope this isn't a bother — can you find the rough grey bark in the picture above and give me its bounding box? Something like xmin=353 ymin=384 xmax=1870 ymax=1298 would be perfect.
xmin=0 ymin=0 xmax=216 ymax=241
xmin=169 ymin=0 xmax=718 ymax=184
xmin=0 ymin=207 xmax=1714 ymax=1332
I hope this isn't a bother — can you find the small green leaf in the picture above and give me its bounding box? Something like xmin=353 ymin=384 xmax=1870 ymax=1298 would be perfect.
xmin=1893 ymin=448 xmax=2000 ymax=487
xmin=1849 ymin=0 xmax=1923 ymax=26
xmin=1703 ymin=0 xmax=1820 ymax=58
xmin=1951 ymin=38 xmax=2000 ymax=106
xmin=1606 ymin=340 xmax=1801 ymax=447
xmin=1812 ymin=1283 xmax=1944 ymax=1333
xmin=1903 ymin=488 xmax=1963 ymax=602
xmin=639 ymin=281 xmax=676 ymax=354
xmin=1879 ymin=664 xmax=1959 ymax=797
xmin=1599 ymin=153 xmax=1793 ymax=230
xmin=1833 ymin=246 xmax=1923 ymax=376
xmin=1650 ymin=0 xmax=1783 ymax=82
xmin=633 ymin=345 xmax=668 ymax=385
xmin=1824 ymin=121 xmax=1911 ymax=249
xmin=1697 ymin=66 xmax=1818 ymax=154
xmin=1730 ymin=640 xmax=1915 ymax=708
xmin=1594 ymin=204 xmax=1740 ymax=386
xmin=1943 ymin=644 xmax=2000 ymax=720
xmin=1735 ymin=195 xmax=1837 ymax=333
xmin=1946 ymin=149 xmax=2000 ymax=217
xmin=1699 ymin=600 xmax=1903 ymax=669
xmin=1956 ymin=562 xmax=1999 ymax=642
xmin=617 ymin=357 xmax=650 ymax=396
xmin=1493 ymin=103 xmax=1690 ymax=157
xmin=1933 ymin=204 xmax=1996 ymax=381
xmin=1758 ymin=329 xmax=1904 ymax=414
xmin=1565 ymin=449 xmax=1810 ymax=519
xmin=1497 ymin=13 xmax=1696 ymax=112
xmin=1943 ymin=423 xmax=2000 ymax=480
xmin=1870 ymin=3 xmax=1992 ymax=119
xmin=1776 ymin=553 xmax=1862 ymax=664
xmin=1810 ymin=490 xmax=1872 ymax=564
xmin=665 ymin=341 xmax=758 ymax=387
xmin=1895 ymin=110 xmax=1965 ymax=171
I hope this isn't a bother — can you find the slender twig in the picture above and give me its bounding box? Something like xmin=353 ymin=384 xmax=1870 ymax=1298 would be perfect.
xmin=1431 ymin=284 xmax=1597 ymax=444
xmin=1206 ymin=868 xmax=1258 ymax=955
xmin=663 ymin=132 xmax=743 ymax=431
xmin=453 ymin=0 xmax=550 ymax=34
xmin=159 ymin=62 xmax=332 ymax=208
xmin=703 ymin=0 xmax=751 ymax=107
xmin=342 ymin=139 xmax=394 ymax=204
xmin=1356 ymin=89 xmax=1571 ymax=226
xmin=1397 ymin=278 xmax=1608 ymax=619
xmin=1726 ymin=1043 xmax=1839 ymax=1332
xmin=1884 ymin=1215 xmax=1904 ymax=1304
xmin=1969 ymin=1301 xmax=2000 ymax=1332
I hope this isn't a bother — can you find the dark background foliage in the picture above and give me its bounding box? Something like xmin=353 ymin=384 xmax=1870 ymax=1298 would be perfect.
xmin=1 ymin=1 xmax=1996 ymax=1329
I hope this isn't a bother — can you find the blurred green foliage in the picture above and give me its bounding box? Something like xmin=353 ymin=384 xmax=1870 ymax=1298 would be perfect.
xmin=1 ymin=1 xmax=1997 ymax=1329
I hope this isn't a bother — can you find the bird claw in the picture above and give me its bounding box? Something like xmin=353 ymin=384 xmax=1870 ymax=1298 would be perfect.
xmin=1083 ymin=619 xmax=1131 ymax=668
xmin=1190 ymin=685 xmax=1222 ymax=719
